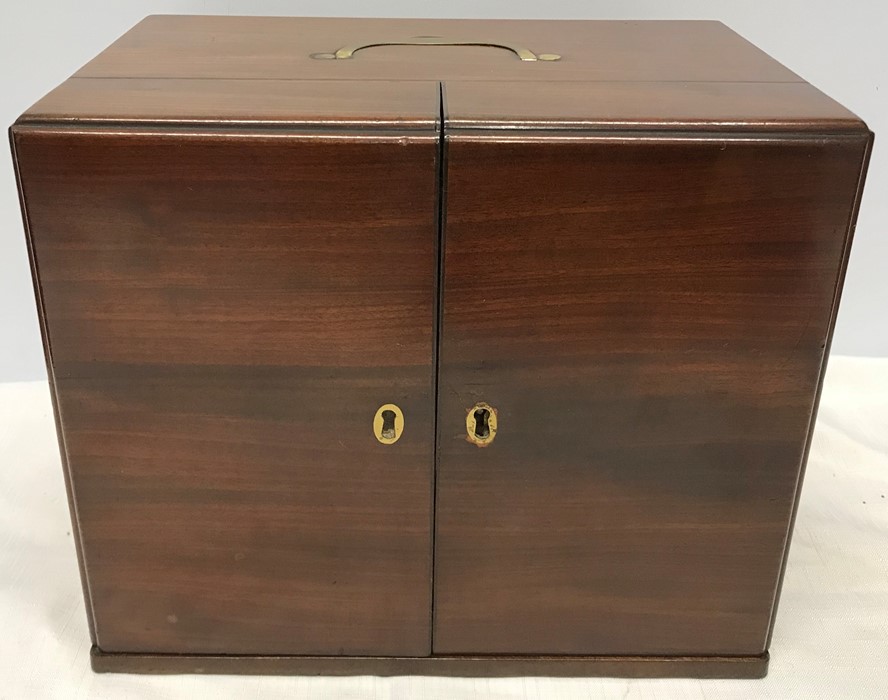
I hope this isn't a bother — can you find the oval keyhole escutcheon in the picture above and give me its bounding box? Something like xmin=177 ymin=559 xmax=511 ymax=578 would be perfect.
xmin=374 ymin=403 xmax=404 ymax=445
xmin=466 ymin=402 xmax=497 ymax=446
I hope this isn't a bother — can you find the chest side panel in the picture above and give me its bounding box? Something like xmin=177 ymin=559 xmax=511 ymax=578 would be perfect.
xmin=15 ymin=128 xmax=439 ymax=656
xmin=433 ymin=133 xmax=868 ymax=655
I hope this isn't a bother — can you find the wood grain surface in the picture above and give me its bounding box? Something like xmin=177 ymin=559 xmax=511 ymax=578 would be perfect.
xmin=18 ymin=18 xmax=857 ymax=134
xmin=21 ymin=79 xmax=441 ymax=128
xmin=89 ymin=646 xmax=768 ymax=678
xmin=13 ymin=124 xmax=440 ymax=655
xmin=442 ymin=81 xmax=861 ymax=132
xmin=72 ymin=16 xmax=802 ymax=83
xmin=433 ymin=131 xmax=871 ymax=655
xmin=10 ymin=15 xmax=874 ymax=674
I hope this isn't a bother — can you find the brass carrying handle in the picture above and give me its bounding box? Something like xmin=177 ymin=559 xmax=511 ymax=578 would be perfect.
xmin=310 ymin=36 xmax=561 ymax=62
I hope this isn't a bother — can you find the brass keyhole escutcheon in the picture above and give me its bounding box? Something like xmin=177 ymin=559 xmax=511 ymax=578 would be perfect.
xmin=466 ymin=402 xmax=497 ymax=446
xmin=374 ymin=403 xmax=404 ymax=445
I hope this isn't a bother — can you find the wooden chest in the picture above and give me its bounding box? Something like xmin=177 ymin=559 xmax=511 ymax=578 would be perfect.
xmin=10 ymin=16 xmax=872 ymax=678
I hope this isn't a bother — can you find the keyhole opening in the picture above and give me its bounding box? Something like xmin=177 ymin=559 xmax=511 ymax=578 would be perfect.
xmin=473 ymin=408 xmax=491 ymax=440
xmin=380 ymin=410 xmax=396 ymax=440
xmin=466 ymin=402 xmax=497 ymax=446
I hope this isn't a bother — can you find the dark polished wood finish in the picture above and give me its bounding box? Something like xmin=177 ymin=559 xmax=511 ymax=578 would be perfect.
xmin=74 ymin=16 xmax=800 ymax=83
xmin=11 ymin=15 xmax=872 ymax=677
xmin=433 ymin=132 xmax=871 ymax=655
xmin=22 ymin=78 xmax=859 ymax=133
xmin=21 ymin=17 xmax=853 ymax=136
xmin=442 ymin=80 xmax=861 ymax=131
xmin=21 ymin=79 xmax=440 ymax=128
xmin=13 ymin=124 xmax=440 ymax=655
xmin=90 ymin=646 xmax=768 ymax=678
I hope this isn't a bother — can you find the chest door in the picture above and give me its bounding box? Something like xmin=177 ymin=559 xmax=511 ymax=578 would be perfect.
xmin=14 ymin=120 xmax=439 ymax=656
xmin=432 ymin=129 xmax=868 ymax=655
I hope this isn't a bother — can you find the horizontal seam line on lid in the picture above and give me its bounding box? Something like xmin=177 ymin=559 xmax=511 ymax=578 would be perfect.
xmin=67 ymin=76 xmax=808 ymax=84
xmin=11 ymin=120 xmax=438 ymax=134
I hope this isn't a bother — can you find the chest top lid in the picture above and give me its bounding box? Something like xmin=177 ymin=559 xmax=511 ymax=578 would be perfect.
xmin=17 ymin=16 xmax=866 ymax=133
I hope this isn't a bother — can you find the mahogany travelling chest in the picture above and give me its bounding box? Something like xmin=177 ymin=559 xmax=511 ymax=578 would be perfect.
xmin=10 ymin=16 xmax=872 ymax=678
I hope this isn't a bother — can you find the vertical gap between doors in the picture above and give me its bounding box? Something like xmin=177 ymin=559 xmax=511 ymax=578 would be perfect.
xmin=429 ymin=81 xmax=447 ymax=655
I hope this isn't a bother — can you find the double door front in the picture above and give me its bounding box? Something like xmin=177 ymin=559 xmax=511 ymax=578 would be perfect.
xmin=14 ymin=115 xmax=865 ymax=657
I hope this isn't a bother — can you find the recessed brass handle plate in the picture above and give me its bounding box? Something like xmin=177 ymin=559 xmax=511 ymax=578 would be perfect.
xmin=466 ymin=402 xmax=498 ymax=447
xmin=374 ymin=403 xmax=404 ymax=445
xmin=310 ymin=36 xmax=561 ymax=62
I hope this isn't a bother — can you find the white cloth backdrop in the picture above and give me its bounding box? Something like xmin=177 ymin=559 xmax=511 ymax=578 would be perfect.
xmin=1 ymin=356 xmax=886 ymax=699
